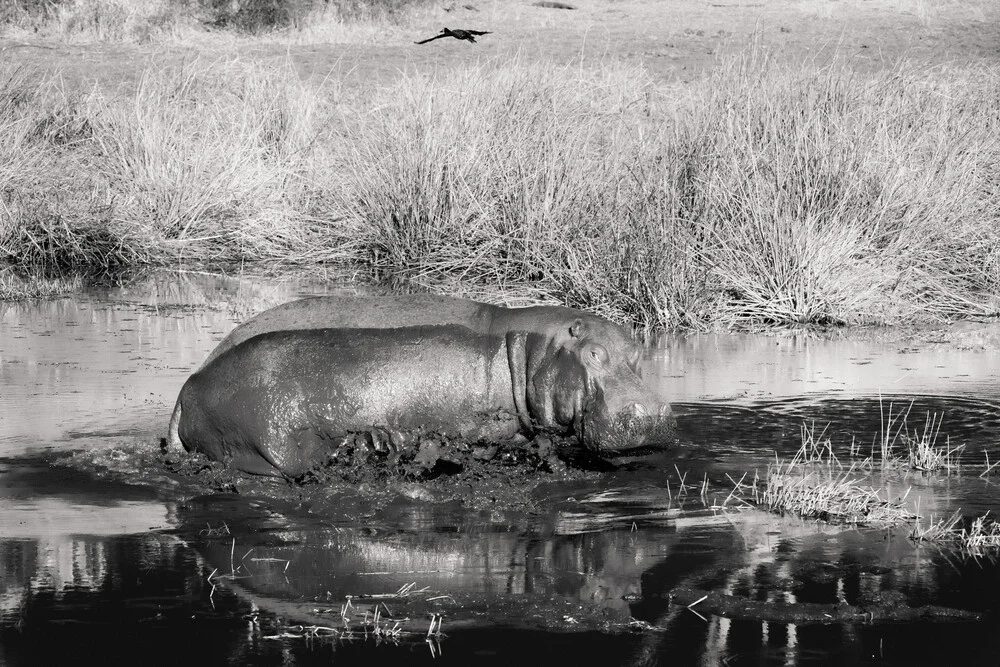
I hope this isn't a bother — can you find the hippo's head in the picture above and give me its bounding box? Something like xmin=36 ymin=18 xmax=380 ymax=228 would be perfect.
xmin=507 ymin=316 xmax=674 ymax=453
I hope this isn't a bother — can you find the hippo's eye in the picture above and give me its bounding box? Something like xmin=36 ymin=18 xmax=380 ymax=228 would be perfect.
xmin=589 ymin=345 xmax=609 ymax=365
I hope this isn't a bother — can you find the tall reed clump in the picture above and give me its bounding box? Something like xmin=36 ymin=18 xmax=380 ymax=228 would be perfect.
xmin=339 ymin=51 xmax=1000 ymax=330
xmin=92 ymin=59 xmax=335 ymax=264
xmin=687 ymin=50 xmax=1000 ymax=328
xmin=338 ymin=61 xmax=705 ymax=328
xmin=0 ymin=65 xmax=137 ymax=275
xmin=1 ymin=59 xmax=345 ymax=274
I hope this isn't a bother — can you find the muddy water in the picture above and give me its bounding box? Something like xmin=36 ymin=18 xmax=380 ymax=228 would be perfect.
xmin=2 ymin=272 xmax=1000 ymax=665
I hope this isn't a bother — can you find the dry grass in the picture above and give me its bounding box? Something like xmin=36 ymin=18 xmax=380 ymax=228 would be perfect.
xmin=338 ymin=59 xmax=688 ymax=326
xmin=679 ymin=51 xmax=1000 ymax=329
xmin=1 ymin=59 xmax=351 ymax=274
xmin=337 ymin=51 xmax=1000 ymax=330
xmin=93 ymin=60 xmax=325 ymax=260
xmin=2 ymin=47 xmax=999 ymax=329
xmin=2 ymin=0 xmax=190 ymax=42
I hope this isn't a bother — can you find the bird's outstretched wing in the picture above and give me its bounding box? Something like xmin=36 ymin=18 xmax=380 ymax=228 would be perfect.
xmin=414 ymin=33 xmax=448 ymax=44
xmin=466 ymin=30 xmax=492 ymax=36
xmin=414 ymin=34 xmax=447 ymax=44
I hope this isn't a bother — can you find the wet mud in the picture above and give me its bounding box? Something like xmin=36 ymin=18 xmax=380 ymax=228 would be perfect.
xmin=65 ymin=433 xmax=608 ymax=516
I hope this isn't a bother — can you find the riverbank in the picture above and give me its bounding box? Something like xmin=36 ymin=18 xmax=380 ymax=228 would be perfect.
xmin=2 ymin=0 xmax=998 ymax=332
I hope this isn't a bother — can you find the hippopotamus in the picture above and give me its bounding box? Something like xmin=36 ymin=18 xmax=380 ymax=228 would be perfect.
xmin=189 ymin=294 xmax=666 ymax=414
xmin=167 ymin=322 xmax=674 ymax=477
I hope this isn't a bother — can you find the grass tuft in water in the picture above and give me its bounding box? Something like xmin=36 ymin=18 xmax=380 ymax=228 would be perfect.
xmin=799 ymin=398 xmax=965 ymax=474
xmin=792 ymin=422 xmax=842 ymax=467
xmin=720 ymin=428 xmax=918 ymax=526
xmin=910 ymin=510 xmax=1000 ymax=556
xmin=748 ymin=461 xmax=915 ymax=526
xmin=910 ymin=510 xmax=963 ymax=543
xmin=875 ymin=399 xmax=963 ymax=471
xmin=981 ymin=451 xmax=1000 ymax=478
xmin=903 ymin=412 xmax=964 ymax=471
xmin=880 ymin=404 xmax=963 ymax=472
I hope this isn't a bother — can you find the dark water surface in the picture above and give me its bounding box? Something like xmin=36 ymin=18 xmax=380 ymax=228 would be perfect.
xmin=2 ymin=272 xmax=1000 ymax=665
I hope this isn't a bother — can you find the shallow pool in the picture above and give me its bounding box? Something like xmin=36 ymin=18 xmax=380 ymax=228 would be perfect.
xmin=2 ymin=272 xmax=999 ymax=665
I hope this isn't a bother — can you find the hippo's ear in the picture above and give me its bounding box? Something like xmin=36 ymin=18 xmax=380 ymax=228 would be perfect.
xmin=568 ymin=318 xmax=585 ymax=338
xmin=505 ymin=331 xmax=534 ymax=433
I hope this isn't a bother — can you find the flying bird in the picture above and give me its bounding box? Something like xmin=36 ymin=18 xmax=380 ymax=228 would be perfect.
xmin=414 ymin=28 xmax=492 ymax=44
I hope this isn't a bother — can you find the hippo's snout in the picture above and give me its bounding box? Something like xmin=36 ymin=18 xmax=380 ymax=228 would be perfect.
xmin=623 ymin=402 xmax=673 ymax=424
xmin=584 ymin=401 xmax=675 ymax=453
xmin=622 ymin=403 xmax=671 ymax=419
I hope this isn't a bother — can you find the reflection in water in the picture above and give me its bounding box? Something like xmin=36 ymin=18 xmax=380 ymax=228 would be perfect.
xmin=6 ymin=491 xmax=997 ymax=665
xmin=0 ymin=531 xmax=270 ymax=666
xmin=649 ymin=331 xmax=1000 ymax=402
xmin=182 ymin=494 xmax=720 ymax=617
xmin=2 ymin=272 xmax=1000 ymax=664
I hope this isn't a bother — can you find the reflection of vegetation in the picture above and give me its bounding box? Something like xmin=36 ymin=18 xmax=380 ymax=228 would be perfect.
xmin=0 ymin=266 xmax=81 ymax=299
xmin=257 ymin=593 xmax=445 ymax=647
xmin=2 ymin=49 xmax=998 ymax=328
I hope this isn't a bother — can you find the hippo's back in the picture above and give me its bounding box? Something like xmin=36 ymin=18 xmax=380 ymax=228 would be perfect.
xmin=204 ymin=295 xmax=494 ymax=366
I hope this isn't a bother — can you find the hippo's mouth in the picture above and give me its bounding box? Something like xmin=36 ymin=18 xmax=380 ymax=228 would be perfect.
xmin=582 ymin=410 xmax=677 ymax=454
